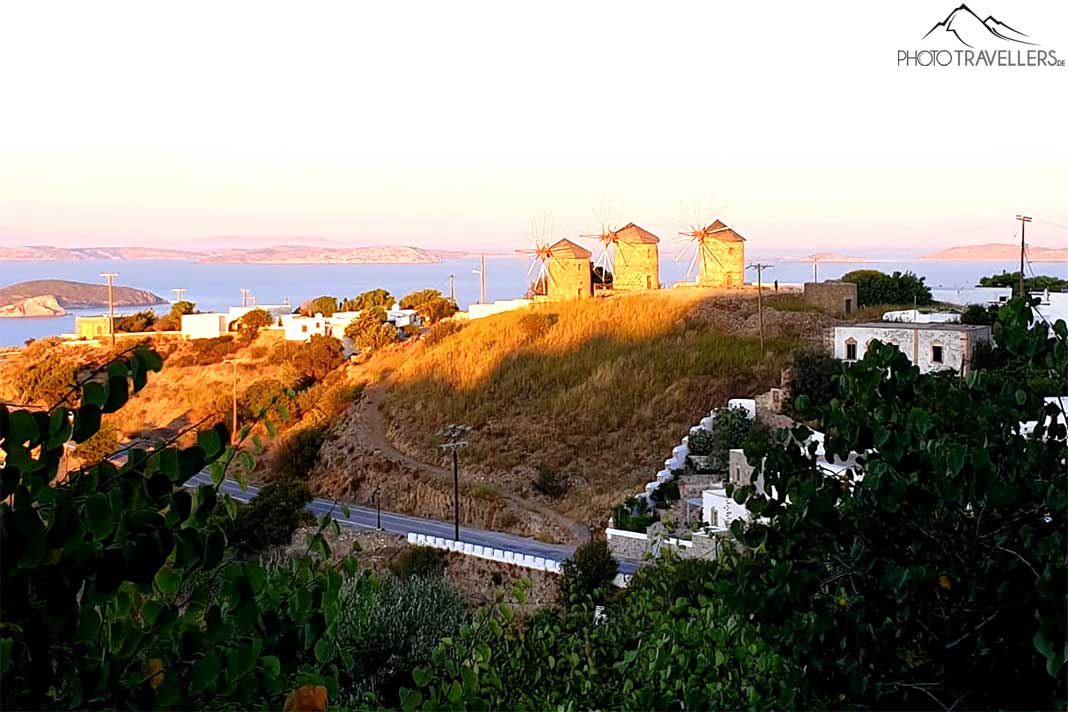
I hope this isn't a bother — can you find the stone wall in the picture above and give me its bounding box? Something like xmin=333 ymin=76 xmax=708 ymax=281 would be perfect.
xmin=613 ymin=243 xmax=660 ymax=291
xmin=699 ymin=240 xmax=745 ymax=287
xmin=548 ymin=257 xmax=592 ymax=300
xmin=803 ymin=280 xmax=858 ymax=316
xmin=834 ymin=324 xmax=992 ymax=374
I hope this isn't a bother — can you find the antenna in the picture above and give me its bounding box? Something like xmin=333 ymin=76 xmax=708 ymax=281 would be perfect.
xmin=747 ymin=262 xmax=773 ymax=354
xmin=172 ymin=287 xmax=187 ymax=303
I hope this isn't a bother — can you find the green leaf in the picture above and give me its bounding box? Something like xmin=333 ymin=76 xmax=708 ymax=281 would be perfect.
xmin=190 ymin=650 xmax=221 ymax=695
xmin=8 ymin=410 xmax=40 ymax=445
xmin=82 ymin=381 xmax=107 ymax=408
xmin=198 ymin=428 xmax=222 ymax=459
xmin=102 ymin=375 xmax=129 ymax=413
xmin=71 ymin=405 xmax=102 ymax=443
xmin=261 ymin=655 xmax=281 ymax=678
xmin=155 ymin=566 xmax=181 ymax=595
xmin=85 ymin=493 xmax=113 ymax=538
xmin=314 ymin=638 xmax=334 ymax=664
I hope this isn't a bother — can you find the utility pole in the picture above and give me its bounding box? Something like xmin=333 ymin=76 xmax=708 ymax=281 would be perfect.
xmin=374 ymin=483 xmax=382 ymax=530
xmin=448 ymin=274 xmax=456 ymax=303
xmin=747 ymin=263 xmax=773 ymax=354
xmin=438 ymin=424 xmax=471 ymax=541
xmin=223 ymin=358 xmax=239 ymax=444
xmin=1015 ymin=214 xmax=1032 ymax=297
xmin=172 ymin=287 xmax=186 ymax=303
xmin=100 ymin=272 xmax=118 ymax=346
xmin=479 ymin=255 xmax=486 ymax=304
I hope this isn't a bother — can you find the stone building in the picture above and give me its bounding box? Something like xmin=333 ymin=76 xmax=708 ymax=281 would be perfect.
xmin=611 ymin=223 xmax=660 ymax=291
xmin=833 ymin=322 xmax=992 ymax=374
xmin=803 ymin=280 xmax=857 ymax=316
xmin=547 ymin=238 xmax=592 ymax=300
xmin=699 ymin=220 xmax=745 ymax=288
xmin=74 ymin=315 xmax=111 ymax=339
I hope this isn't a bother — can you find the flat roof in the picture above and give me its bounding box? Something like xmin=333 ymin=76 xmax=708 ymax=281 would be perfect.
xmin=838 ymin=322 xmax=991 ymax=332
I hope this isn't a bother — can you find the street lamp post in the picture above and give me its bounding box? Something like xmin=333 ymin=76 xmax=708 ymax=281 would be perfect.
xmin=438 ymin=424 xmax=471 ymax=541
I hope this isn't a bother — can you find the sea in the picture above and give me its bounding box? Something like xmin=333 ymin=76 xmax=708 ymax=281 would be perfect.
xmin=1 ymin=257 xmax=1066 ymax=347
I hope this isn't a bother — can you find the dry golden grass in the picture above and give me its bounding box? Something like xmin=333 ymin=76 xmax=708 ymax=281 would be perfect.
xmin=362 ymin=290 xmax=806 ymax=524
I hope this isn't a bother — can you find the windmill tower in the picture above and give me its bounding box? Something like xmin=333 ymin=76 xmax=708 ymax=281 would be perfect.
xmin=546 ymin=239 xmax=592 ymax=300
xmin=674 ymin=198 xmax=746 ymax=288
xmin=611 ymin=223 xmax=660 ymax=291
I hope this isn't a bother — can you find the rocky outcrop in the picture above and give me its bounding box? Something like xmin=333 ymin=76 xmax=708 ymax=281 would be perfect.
xmin=0 ymin=295 xmax=67 ymax=318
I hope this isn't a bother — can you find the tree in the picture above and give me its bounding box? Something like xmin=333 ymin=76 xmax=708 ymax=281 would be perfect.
xmin=786 ymin=349 xmax=841 ymax=414
xmin=725 ymin=296 xmax=1067 ymax=708
xmin=0 ymin=345 xmax=362 ymax=709
xmin=155 ymin=301 xmax=196 ymax=331
xmin=344 ymin=310 xmax=396 ymax=351
xmin=399 ymin=289 xmax=444 ymax=310
xmin=300 ymin=295 xmax=339 ymax=317
xmin=841 ymin=269 xmax=932 ymax=306
xmin=960 ymin=303 xmax=998 ymax=325
xmin=341 ymin=289 xmax=393 ymax=312
xmin=223 ymin=478 xmax=312 ymax=555
xmin=979 ymin=271 xmax=1068 ymax=296
xmin=708 ymin=406 xmax=754 ymax=472
xmin=236 ymin=308 xmax=273 ymax=341
xmin=559 ymin=538 xmax=618 ymax=603
xmin=416 ymin=297 xmax=458 ymax=324
xmin=300 ymin=334 xmax=346 ymax=380
xmin=113 ymin=309 xmax=157 ymax=333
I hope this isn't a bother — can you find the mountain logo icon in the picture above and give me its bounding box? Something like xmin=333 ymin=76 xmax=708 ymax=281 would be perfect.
xmin=922 ymin=4 xmax=1037 ymax=48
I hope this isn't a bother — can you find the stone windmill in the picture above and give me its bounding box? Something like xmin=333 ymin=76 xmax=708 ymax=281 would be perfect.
xmin=673 ymin=197 xmax=745 ymax=288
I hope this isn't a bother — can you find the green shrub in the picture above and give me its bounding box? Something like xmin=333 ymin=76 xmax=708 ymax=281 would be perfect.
xmin=841 ymin=269 xmax=932 ymax=306
xmin=787 ymin=349 xmax=841 ymax=414
xmin=532 ymin=467 xmax=568 ymax=498
xmin=171 ymin=335 xmax=241 ymax=366
xmin=224 ymin=479 xmax=313 ymax=555
xmin=611 ymin=497 xmax=659 ymax=533
xmin=649 ymin=479 xmax=680 ymax=508
xmin=333 ymin=574 xmax=468 ymax=705
xmin=389 ymin=546 xmax=447 ymax=579
xmin=687 ymin=428 xmax=714 ymax=456
xmin=423 ymin=320 xmax=466 ymax=347
xmin=960 ymin=303 xmax=998 ymax=325
xmin=560 ymin=538 xmax=618 ymax=603
xmin=979 ymin=271 xmax=1068 ymax=296
xmin=708 ymin=406 xmax=753 ymax=472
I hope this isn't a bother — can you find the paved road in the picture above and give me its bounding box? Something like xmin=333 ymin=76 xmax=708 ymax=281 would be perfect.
xmin=188 ymin=472 xmax=640 ymax=574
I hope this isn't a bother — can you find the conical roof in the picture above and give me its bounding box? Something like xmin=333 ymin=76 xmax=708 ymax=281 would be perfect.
xmin=548 ymin=238 xmax=592 ymax=259
xmin=611 ymin=223 xmax=660 ymax=244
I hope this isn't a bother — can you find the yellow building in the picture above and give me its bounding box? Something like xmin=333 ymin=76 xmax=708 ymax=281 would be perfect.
xmin=611 ymin=223 xmax=660 ymax=291
xmin=547 ymin=239 xmax=593 ymax=300
xmin=74 ymin=316 xmax=112 ymax=340
xmin=698 ymin=220 xmax=746 ymax=288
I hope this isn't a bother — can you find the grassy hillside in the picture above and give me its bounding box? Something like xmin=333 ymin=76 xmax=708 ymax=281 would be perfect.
xmin=357 ymin=290 xmax=826 ymax=524
xmin=0 ymin=279 xmax=165 ymax=308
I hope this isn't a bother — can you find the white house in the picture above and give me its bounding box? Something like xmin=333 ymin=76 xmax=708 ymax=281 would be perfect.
xmin=227 ymin=304 xmax=291 ymax=323
xmin=882 ymin=310 xmax=961 ymax=324
xmin=1032 ymin=290 xmax=1068 ymax=327
xmin=180 ymin=313 xmax=228 ymax=340
xmin=833 ymin=322 xmax=992 ymax=374
xmin=931 ymin=287 xmax=1012 ymax=306
xmin=281 ymin=313 xmax=329 ymax=341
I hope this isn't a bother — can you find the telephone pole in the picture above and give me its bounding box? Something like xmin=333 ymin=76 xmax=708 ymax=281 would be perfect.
xmin=438 ymin=424 xmax=471 ymax=541
xmin=473 ymin=255 xmax=487 ymax=304
xmin=810 ymin=255 xmax=819 ymax=282
xmin=448 ymin=273 xmax=456 ymax=303
xmin=747 ymin=263 xmax=773 ymax=354
xmin=1015 ymin=214 xmax=1031 ymax=297
xmin=100 ymin=272 xmax=118 ymax=346
xmin=172 ymin=287 xmax=186 ymax=303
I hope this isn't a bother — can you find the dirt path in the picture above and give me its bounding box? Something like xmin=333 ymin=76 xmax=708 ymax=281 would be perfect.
xmin=356 ymin=383 xmax=591 ymax=545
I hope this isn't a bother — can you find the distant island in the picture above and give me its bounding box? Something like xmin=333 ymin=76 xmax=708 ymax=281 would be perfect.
xmin=0 ymin=280 xmax=166 ymax=318
xmin=0 ymin=243 xmax=493 ymax=265
xmin=780 ymin=252 xmax=871 ymax=263
xmin=921 ymin=243 xmax=1068 ymax=262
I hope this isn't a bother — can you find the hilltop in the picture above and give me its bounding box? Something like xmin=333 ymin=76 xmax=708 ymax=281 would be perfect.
xmin=1 ymin=243 xmax=493 ymax=264
xmin=313 ymin=289 xmax=834 ymax=529
xmin=921 ymin=242 xmax=1068 ymax=261
xmin=0 ymin=279 xmax=166 ymax=317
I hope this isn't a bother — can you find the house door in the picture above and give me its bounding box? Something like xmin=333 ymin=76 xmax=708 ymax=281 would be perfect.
xmin=845 ymin=298 xmax=853 ymax=315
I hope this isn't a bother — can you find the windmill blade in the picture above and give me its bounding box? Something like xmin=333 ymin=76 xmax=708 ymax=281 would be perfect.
xmin=673 ymin=237 xmax=696 ymax=263
xmin=686 ymin=246 xmax=700 ymax=280
xmin=614 ymin=242 xmax=627 ymax=267
xmin=701 ymin=241 xmax=724 ymax=268
xmin=527 ymin=257 xmax=538 ymax=277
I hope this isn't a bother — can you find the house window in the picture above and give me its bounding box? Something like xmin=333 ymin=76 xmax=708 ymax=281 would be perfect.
xmin=845 ymin=339 xmax=857 ymax=361
xmin=301 ymin=325 xmax=308 ymax=333
xmin=932 ymin=344 xmax=943 ymax=364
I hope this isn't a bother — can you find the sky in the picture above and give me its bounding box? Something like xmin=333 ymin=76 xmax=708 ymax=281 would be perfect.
xmin=0 ymin=0 xmax=1066 ymax=256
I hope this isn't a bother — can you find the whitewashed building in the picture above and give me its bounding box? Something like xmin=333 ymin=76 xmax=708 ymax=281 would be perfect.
xmin=833 ymin=322 xmax=992 ymax=374
xmin=180 ymin=313 xmax=229 ymax=340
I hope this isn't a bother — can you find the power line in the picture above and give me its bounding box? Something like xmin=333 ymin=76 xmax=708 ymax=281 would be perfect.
xmin=1034 ymin=218 xmax=1068 ymax=231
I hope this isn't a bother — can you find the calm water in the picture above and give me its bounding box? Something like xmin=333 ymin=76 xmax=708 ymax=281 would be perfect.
xmin=1 ymin=257 xmax=1065 ymax=346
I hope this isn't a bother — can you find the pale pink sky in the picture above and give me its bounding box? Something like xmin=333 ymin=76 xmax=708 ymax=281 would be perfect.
xmin=0 ymin=0 xmax=1066 ymax=253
